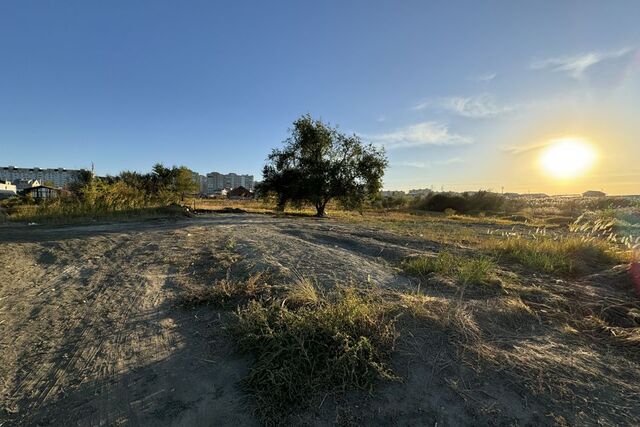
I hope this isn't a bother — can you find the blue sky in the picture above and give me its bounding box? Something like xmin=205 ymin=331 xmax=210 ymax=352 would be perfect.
xmin=1 ymin=0 xmax=639 ymax=194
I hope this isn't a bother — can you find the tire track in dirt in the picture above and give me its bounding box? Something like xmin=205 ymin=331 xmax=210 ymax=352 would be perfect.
xmin=1 ymin=224 xmax=256 ymax=426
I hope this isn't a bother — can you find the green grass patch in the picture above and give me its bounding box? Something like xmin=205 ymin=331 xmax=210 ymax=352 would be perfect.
xmin=402 ymin=251 xmax=496 ymax=285
xmin=233 ymin=285 xmax=398 ymax=423
xmin=488 ymin=236 xmax=623 ymax=275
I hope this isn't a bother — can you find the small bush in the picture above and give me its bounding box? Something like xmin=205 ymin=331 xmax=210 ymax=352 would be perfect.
xmin=233 ymin=286 xmax=397 ymax=422
xmin=411 ymin=191 xmax=505 ymax=214
xmin=402 ymin=251 xmax=496 ymax=285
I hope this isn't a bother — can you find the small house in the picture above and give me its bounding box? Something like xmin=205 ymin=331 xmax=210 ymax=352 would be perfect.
xmin=22 ymin=185 xmax=62 ymax=200
xmin=227 ymin=186 xmax=253 ymax=199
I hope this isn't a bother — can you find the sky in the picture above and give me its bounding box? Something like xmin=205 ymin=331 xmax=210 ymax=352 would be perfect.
xmin=1 ymin=0 xmax=639 ymax=195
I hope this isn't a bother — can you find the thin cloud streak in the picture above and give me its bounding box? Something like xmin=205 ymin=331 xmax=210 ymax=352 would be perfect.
xmin=501 ymin=142 xmax=550 ymax=155
xmin=468 ymin=72 xmax=497 ymax=82
xmin=365 ymin=121 xmax=472 ymax=149
xmin=394 ymin=158 xmax=465 ymax=169
xmin=531 ymin=47 xmax=635 ymax=79
xmin=414 ymin=94 xmax=517 ymax=119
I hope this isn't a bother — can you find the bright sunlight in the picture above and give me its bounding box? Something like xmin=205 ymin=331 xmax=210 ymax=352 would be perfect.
xmin=539 ymin=137 xmax=597 ymax=180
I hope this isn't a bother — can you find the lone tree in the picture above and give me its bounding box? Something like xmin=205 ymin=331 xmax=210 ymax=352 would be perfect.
xmin=257 ymin=115 xmax=387 ymax=217
xmin=151 ymin=163 xmax=198 ymax=201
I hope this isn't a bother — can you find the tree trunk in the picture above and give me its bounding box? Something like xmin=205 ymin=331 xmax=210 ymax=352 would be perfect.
xmin=315 ymin=202 xmax=327 ymax=217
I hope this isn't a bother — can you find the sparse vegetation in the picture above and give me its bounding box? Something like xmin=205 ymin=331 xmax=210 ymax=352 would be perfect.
xmin=3 ymin=205 xmax=639 ymax=426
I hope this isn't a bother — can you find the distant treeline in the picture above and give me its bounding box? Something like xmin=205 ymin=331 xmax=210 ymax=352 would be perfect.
xmin=373 ymin=191 xmax=639 ymax=215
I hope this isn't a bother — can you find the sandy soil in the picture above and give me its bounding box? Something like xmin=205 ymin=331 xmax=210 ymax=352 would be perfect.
xmin=1 ymin=213 xmax=638 ymax=426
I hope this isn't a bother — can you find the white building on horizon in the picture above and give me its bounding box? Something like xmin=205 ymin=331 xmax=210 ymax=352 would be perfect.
xmin=0 ymin=166 xmax=82 ymax=188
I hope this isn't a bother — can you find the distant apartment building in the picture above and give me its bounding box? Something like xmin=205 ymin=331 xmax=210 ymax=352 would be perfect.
xmin=380 ymin=190 xmax=406 ymax=197
xmin=206 ymin=172 xmax=225 ymax=194
xmin=0 ymin=166 xmax=82 ymax=188
xmin=205 ymin=171 xmax=254 ymax=194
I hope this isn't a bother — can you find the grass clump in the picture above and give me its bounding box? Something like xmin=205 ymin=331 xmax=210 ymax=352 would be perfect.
xmin=402 ymin=251 xmax=496 ymax=285
xmin=283 ymin=277 xmax=320 ymax=307
xmin=233 ymin=285 xmax=398 ymax=423
xmin=488 ymin=236 xmax=622 ymax=275
xmin=178 ymin=273 xmax=272 ymax=309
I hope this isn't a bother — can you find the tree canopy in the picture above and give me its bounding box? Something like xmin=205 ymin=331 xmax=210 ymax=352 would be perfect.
xmin=257 ymin=115 xmax=387 ymax=216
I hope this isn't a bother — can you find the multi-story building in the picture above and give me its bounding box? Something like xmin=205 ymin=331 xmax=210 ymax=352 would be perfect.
xmin=0 ymin=166 xmax=82 ymax=188
xmin=205 ymin=171 xmax=254 ymax=194
xmin=206 ymin=172 xmax=225 ymax=194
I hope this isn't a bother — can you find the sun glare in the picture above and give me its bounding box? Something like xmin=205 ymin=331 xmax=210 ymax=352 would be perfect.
xmin=539 ymin=137 xmax=596 ymax=180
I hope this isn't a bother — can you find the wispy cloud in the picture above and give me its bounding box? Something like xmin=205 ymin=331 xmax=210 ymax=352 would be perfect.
xmin=531 ymin=47 xmax=634 ymax=80
xmin=394 ymin=158 xmax=465 ymax=168
xmin=501 ymin=142 xmax=549 ymax=155
xmin=365 ymin=121 xmax=472 ymax=149
xmin=414 ymin=94 xmax=517 ymax=119
xmin=468 ymin=72 xmax=497 ymax=82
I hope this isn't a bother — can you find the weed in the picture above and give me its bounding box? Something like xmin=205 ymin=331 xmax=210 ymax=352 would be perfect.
xmin=225 ymin=236 xmax=237 ymax=251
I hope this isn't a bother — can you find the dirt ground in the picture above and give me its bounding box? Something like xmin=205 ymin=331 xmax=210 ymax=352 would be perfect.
xmin=1 ymin=213 xmax=638 ymax=426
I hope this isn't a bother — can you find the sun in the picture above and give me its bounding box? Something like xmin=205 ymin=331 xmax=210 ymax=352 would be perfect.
xmin=539 ymin=137 xmax=597 ymax=180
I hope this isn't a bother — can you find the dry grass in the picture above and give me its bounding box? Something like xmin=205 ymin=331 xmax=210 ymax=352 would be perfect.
xmin=398 ymin=293 xmax=482 ymax=344
xmin=402 ymin=251 xmax=497 ymax=286
xmin=487 ymin=236 xmax=623 ymax=275
xmin=283 ymin=277 xmax=320 ymax=307
xmin=177 ymin=273 xmax=274 ymax=310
